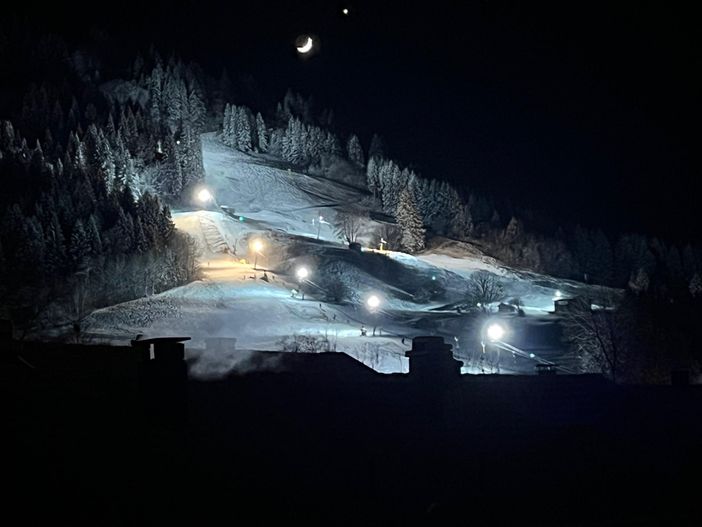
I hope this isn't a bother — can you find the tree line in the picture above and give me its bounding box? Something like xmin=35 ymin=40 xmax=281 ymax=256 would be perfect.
xmin=216 ymin=87 xmax=702 ymax=302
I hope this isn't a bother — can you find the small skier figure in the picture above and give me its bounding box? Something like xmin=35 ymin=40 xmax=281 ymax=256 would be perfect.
xmin=261 ymin=271 xmax=269 ymax=282
xmin=360 ymin=325 xmax=367 ymax=336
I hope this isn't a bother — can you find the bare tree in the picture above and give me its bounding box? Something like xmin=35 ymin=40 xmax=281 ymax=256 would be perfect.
xmin=510 ymin=296 xmax=525 ymax=316
xmin=319 ymin=275 xmax=349 ymax=303
xmin=561 ymin=296 xmax=629 ymax=382
xmin=333 ymin=211 xmax=364 ymax=245
xmin=466 ymin=271 xmax=504 ymax=311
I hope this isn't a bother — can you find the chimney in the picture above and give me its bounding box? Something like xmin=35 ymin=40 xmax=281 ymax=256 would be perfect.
xmin=405 ymin=336 xmax=462 ymax=383
xmin=132 ymin=337 xmax=190 ymax=428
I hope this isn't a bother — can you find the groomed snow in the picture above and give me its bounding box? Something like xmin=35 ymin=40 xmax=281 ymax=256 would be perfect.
xmin=83 ymin=134 xmax=616 ymax=377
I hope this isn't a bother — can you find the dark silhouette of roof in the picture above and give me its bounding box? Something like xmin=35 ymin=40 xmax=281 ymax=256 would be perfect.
xmin=4 ymin=334 xmax=702 ymax=525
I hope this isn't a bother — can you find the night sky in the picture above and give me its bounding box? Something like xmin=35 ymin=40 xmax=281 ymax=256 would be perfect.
xmin=9 ymin=1 xmax=702 ymax=242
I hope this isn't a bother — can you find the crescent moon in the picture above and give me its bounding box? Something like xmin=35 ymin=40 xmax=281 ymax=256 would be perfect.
xmin=296 ymin=37 xmax=313 ymax=54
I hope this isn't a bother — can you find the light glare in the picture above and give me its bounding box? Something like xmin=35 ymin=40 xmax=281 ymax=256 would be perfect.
xmin=367 ymin=295 xmax=381 ymax=310
xmin=486 ymin=323 xmax=505 ymax=342
xmin=197 ymin=189 xmax=213 ymax=203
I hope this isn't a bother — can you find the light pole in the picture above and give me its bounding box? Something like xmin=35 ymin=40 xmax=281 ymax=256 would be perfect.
xmin=486 ymin=322 xmax=505 ymax=342
xmin=480 ymin=322 xmax=506 ymax=373
xmin=197 ymin=188 xmax=213 ymax=204
xmin=296 ymin=266 xmax=309 ymax=300
xmin=366 ymin=294 xmax=381 ymax=311
xmin=196 ymin=187 xmax=219 ymax=209
xmin=316 ymin=215 xmax=324 ymax=240
xmin=366 ymin=294 xmax=382 ymax=336
xmin=251 ymin=239 xmax=264 ymax=270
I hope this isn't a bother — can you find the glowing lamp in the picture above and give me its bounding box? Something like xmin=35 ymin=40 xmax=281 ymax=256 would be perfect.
xmin=197 ymin=188 xmax=213 ymax=203
xmin=367 ymin=295 xmax=381 ymax=310
xmin=486 ymin=323 xmax=505 ymax=342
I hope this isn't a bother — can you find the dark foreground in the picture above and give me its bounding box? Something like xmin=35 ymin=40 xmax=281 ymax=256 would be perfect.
xmin=3 ymin=338 xmax=702 ymax=526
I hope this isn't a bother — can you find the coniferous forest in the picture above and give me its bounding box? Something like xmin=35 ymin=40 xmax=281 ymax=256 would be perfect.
xmin=0 ymin=35 xmax=205 ymax=334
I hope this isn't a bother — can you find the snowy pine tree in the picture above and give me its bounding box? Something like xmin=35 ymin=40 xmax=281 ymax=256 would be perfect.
xmin=113 ymin=132 xmax=136 ymax=191
xmin=113 ymin=209 xmax=135 ymax=253
xmin=235 ymin=107 xmax=252 ymax=151
xmin=366 ymin=157 xmax=380 ymax=197
xmin=255 ymin=112 xmax=268 ymax=152
xmin=323 ymin=131 xmax=341 ymax=156
xmin=187 ymin=87 xmax=206 ymax=133
xmin=395 ymin=188 xmax=425 ymax=253
xmin=164 ymin=77 xmax=183 ymax=134
xmin=444 ymin=184 xmax=467 ymax=237
xmin=346 ymin=134 xmax=364 ymax=168
xmin=86 ymin=214 xmax=102 ymax=255
xmin=222 ymin=103 xmax=233 ymax=145
xmin=161 ymin=134 xmax=184 ymax=196
xmin=149 ymin=64 xmax=163 ymax=126
xmin=134 ymin=219 xmax=149 ymax=253
xmin=379 ymin=160 xmax=401 ymax=212
xmin=283 ymin=117 xmax=304 ymax=164
xmin=307 ymin=126 xmax=324 ymax=161
xmin=69 ymin=219 xmax=91 ymax=266
xmin=91 ymin=127 xmax=116 ymax=191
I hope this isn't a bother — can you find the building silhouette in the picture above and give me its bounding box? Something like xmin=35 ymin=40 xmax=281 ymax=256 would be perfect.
xmin=3 ymin=332 xmax=702 ymax=525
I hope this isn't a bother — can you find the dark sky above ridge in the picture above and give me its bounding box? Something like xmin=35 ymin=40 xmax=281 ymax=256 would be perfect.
xmin=7 ymin=1 xmax=702 ymax=241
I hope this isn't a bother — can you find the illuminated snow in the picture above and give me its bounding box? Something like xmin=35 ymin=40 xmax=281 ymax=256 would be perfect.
xmin=83 ymin=133 xmax=618 ymax=377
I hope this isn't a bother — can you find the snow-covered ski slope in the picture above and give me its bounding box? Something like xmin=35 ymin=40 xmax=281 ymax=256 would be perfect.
xmin=85 ymin=133 xmax=612 ymax=376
